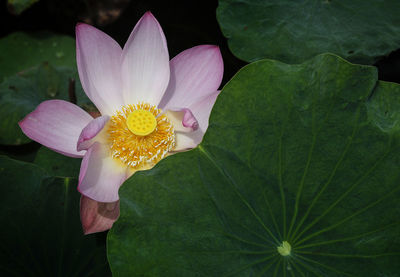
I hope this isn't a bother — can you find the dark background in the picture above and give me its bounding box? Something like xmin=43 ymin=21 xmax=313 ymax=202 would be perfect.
xmin=2 ymin=0 xmax=400 ymax=84
xmin=1 ymin=0 xmax=246 ymax=87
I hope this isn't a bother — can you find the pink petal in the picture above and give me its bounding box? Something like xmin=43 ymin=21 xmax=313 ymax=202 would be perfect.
xmin=76 ymin=23 xmax=124 ymax=115
xmin=166 ymin=108 xmax=199 ymax=132
xmin=78 ymin=142 xmax=127 ymax=202
xmin=80 ymin=195 xmax=119 ymax=235
xmin=189 ymin=90 xmax=220 ymax=131
xmin=160 ymin=45 xmax=223 ymax=109
xmin=77 ymin=115 xmax=109 ymax=151
xmin=174 ymin=91 xmax=220 ymax=151
xmin=18 ymin=100 xmax=92 ymax=158
xmin=121 ymin=11 xmax=170 ymax=106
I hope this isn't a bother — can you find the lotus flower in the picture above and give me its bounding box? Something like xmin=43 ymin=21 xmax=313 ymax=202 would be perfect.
xmin=19 ymin=12 xmax=223 ymax=234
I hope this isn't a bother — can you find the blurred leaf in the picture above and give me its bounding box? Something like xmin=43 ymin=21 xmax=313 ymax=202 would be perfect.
xmin=0 ymin=32 xmax=75 ymax=81
xmin=7 ymin=0 xmax=39 ymax=15
xmin=0 ymin=62 xmax=90 ymax=145
xmin=0 ymin=155 xmax=111 ymax=276
xmin=217 ymin=0 xmax=400 ymax=64
xmin=34 ymin=146 xmax=81 ymax=178
xmin=107 ymin=54 xmax=400 ymax=276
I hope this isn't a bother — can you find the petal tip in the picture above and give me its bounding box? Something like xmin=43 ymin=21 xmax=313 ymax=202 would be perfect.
xmin=75 ymin=22 xmax=89 ymax=34
xmin=205 ymin=44 xmax=220 ymax=50
xmin=75 ymin=23 xmax=101 ymax=40
xmin=18 ymin=117 xmax=25 ymax=129
xmin=140 ymin=11 xmax=162 ymax=28
xmin=208 ymin=44 xmax=222 ymax=58
xmin=18 ymin=116 xmax=30 ymax=138
xmin=182 ymin=109 xmax=199 ymax=131
xmin=143 ymin=11 xmax=156 ymax=20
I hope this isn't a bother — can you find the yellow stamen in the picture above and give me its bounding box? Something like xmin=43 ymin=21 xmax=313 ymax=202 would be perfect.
xmin=107 ymin=103 xmax=175 ymax=169
xmin=126 ymin=109 xmax=157 ymax=136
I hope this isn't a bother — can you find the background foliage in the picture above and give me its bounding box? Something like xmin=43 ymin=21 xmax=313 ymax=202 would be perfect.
xmin=0 ymin=155 xmax=111 ymax=276
xmin=217 ymin=0 xmax=400 ymax=65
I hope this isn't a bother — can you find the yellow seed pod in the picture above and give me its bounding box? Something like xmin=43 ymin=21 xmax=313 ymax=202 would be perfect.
xmin=126 ymin=109 xmax=157 ymax=136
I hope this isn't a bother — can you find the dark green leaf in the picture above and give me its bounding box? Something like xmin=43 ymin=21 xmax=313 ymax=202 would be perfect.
xmin=108 ymin=54 xmax=400 ymax=276
xmin=0 ymin=32 xmax=76 ymax=81
xmin=34 ymin=146 xmax=81 ymax=178
xmin=0 ymin=155 xmax=111 ymax=276
xmin=7 ymin=0 xmax=39 ymax=15
xmin=0 ymin=63 xmax=90 ymax=145
xmin=217 ymin=0 xmax=400 ymax=64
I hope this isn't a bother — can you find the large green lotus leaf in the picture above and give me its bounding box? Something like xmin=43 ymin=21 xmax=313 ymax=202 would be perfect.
xmin=0 ymin=155 xmax=111 ymax=276
xmin=0 ymin=62 xmax=90 ymax=145
xmin=34 ymin=146 xmax=81 ymax=178
xmin=217 ymin=0 xmax=400 ymax=64
xmin=107 ymin=54 xmax=400 ymax=276
xmin=0 ymin=32 xmax=76 ymax=81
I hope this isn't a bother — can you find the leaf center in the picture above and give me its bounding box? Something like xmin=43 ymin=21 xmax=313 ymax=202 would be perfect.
xmin=277 ymin=241 xmax=291 ymax=256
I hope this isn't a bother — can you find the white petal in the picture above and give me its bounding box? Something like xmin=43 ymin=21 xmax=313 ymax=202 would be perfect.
xmin=78 ymin=142 xmax=127 ymax=202
xmin=76 ymin=23 xmax=124 ymax=115
xmin=173 ymin=91 xmax=220 ymax=151
xmin=160 ymin=45 xmax=223 ymax=109
xmin=121 ymin=12 xmax=170 ymax=106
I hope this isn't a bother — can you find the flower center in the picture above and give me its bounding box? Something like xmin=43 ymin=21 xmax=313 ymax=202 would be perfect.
xmin=126 ymin=109 xmax=157 ymax=136
xmin=107 ymin=103 xmax=175 ymax=169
